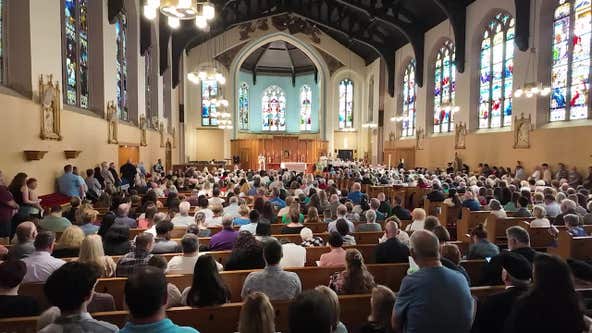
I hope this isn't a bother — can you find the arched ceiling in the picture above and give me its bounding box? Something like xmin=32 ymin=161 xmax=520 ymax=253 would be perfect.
xmin=240 ymin=40 xmax=316 ymax=75
xmin=110 ymin=0 xmax=532 ymax=96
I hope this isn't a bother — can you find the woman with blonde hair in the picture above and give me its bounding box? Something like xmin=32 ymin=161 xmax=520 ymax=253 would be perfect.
xmin=360 ymin=285 xmax=396 ymax=333
xmin=52 ymin=225 xmax=85 ymax=258
xmin=238 ymin=292 xmax=275 ymax=333
xmin=315 ymin=285 xmax=348 ymax=333
xmin=78 ymin=234 xmax=116 ymax=277
xmin=329 ymin=248 xmax=376 ymax=294
xmin=206 ymin=204 xmax=224 ymax=227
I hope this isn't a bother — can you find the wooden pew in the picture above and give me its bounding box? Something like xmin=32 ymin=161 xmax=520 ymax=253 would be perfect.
xmin=519 ymin=221 xmax=556 ymax=249
xmin=20 ymin=261 xmax=487 ymax=310
xmin=2 ymin=286 xmax=515 ymax=333
xmin=548 ymin=231 xmax=592 ymax=261
xmin=485 ymin=216 xmax=534 ymax=244
xmin=424 ymin=199 xmax=444 ymax=217
xmin=439 ymin=205 xmax=461 ymax=227
xmin=457 ymin=209 xmax=491 ymax=242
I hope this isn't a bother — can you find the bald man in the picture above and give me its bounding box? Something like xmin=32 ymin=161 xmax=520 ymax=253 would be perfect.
xmin=375 ymin=221 xmax=409 ymax=264
xmin=392 ymin=230 xmax=474 ymax=333
xmin=9 ymin=222 xmax=37 ymax=260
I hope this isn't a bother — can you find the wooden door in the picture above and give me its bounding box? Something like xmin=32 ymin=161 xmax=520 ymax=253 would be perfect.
xmin=239 ymin=148 xmax=251 ymax=170
xmin=395 ymin=148 xmax=415 ymax=169
xmin=118 ymin=145 xmax=139 ymax=167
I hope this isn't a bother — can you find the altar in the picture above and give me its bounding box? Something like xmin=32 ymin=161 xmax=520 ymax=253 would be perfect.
xmin=231 ymin=136 xmax=328 ymax=171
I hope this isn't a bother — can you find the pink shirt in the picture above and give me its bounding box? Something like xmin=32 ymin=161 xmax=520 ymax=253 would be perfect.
xmin=319 ymin=247 xmax=346 ymax=267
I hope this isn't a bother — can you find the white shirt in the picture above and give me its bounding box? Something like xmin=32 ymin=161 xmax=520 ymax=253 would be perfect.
xmin=327 ymin=218 xmax=355 ymax=233
xmin=166 ymin=253 xmax=223 ymax=274
xmin=280 ymin=243 xmax=306 ymax=268
xmin=239 ymin=223 xmax=258 ymax=234
xmin=223 ymin=204 xmax=241 ymax=218
xmin=194 ymin=208 xmax=214 ymax=221
xmin=171 ymin=214 xmax=195 ymax=227
xmin=531 ymin=218 xmax=551 ymax=228
xmin=208 ymin=197 xmax=225 ymax=206
xmin=205 ymin=216 xmax=223 ymax=227
xmin=22 ymin=251 xmax=66 ymax=283
xmin=405 ymin=219 xmax=425 ymax=232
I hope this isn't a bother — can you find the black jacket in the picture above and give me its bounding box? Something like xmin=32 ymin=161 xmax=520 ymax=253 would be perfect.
xmin=391 ymin=206 xmax=412 ymax=221
xmin=427 ymin=190 xmax=446 ymax=202
xmin=472 ymin=286 xmax=527 ymax=333
xmin=375 ymin=238 xmax=410 ymax=264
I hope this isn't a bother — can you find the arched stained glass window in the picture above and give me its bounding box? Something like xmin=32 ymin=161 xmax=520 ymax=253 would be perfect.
xmin=338 ymin=79 xmax=354 ymax=129
xmin=63 ymin=0 xmax=89 ymax=109
xmin=300 ymin=85 xmax=312 ymax=131
xmin=479 ymin=12 xmax=515 ymax=129
xmin=115 ymin=12 xmax=128 ymax=120
xmin=238 ymin=82 xmax=249 ymax=130
xmin=401 ymin=60 xmax=416 ymax=137
xmin=551 ymin=0 xmax=591 ymax=121
xmin=201 ymin=80 xmax=218 ymax=126
xmin=144 ymin=47 xmax=152 ymax=119
xmin=262 ymin=85 xmax=286 ymax=131
xmin=433 ymin=40 xmax=456 ymax=133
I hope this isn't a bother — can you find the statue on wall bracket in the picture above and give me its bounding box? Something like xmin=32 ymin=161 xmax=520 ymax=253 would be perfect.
xmin=39 ymin=74 xmax=62 ymax=141
xmin=139 ymin=114 xmax=148 ymax=147
xmin=513 ymin=113 xmax=532 ymax=149
xmin=171 ymin=125 xmax=177 ymax=149
xmin=106 ymin=101 xmax=118 ymax=144
xmin=454 ymin=121 xmax=467 ymax=149
xmin=159 ymin=121 xmax=166 ymax=148
xmin=415 ymin=127 xmax=425 ymax=150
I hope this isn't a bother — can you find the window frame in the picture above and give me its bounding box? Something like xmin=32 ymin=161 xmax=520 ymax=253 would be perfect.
xmin=338 ymin=78 xmax=354 ymax=129
xmin=61 ymin=0 xmax=90 ymax=109
xmin=401 ymin=60 xmax=417 ymax=138
xmin=433 ymin=40 xmax=456 ymax=134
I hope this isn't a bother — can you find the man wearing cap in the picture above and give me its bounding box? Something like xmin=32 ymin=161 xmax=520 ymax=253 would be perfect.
xmin=0 ymin=260 xmax=39 ymax=318
xmin=472 ymin=252 xmax=532 ymax=333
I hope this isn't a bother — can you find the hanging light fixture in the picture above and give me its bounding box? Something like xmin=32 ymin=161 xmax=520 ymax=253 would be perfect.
xmin=187 ymin=29 xmax=225 ymax=85
xmin=143 ymin=1 xmax=215 ymax=30
xmin=513 ymin=0 xmax=551 ymax=98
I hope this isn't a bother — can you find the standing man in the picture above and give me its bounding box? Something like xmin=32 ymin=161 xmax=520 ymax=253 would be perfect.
xmin=120 ymin=159 xmax=137 ymax=186
xmin=108 ymin=162 xmax=121 ymax=187
xmin=392 ymin=230 xmax=474 ymax=332
xmin=57 ymin=165 xmax=84 ymax=198
xmin=153 ymin=159 xmax=164 ymax=176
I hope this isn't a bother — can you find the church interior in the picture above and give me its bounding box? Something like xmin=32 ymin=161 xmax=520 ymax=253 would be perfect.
xmin=1 ymin=0 xmax=592 ymax=332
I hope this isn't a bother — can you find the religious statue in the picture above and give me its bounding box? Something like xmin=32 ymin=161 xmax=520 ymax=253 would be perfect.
xmin=106 ymin=101 xmax=118 ymax=144
xmin=453 ymin=151 xmax=463 ymax=172
xmin=39 ymin=74 xmax=62 ymax=141
xmin=151 ymin=116 xmax=159 ymax=130
xmin=513 ymin=113 xmax=532 ymax=149
xmin=455 ymin=121 xmax=467 ymax=149
xmin=139 ymin=114 xmax=148 ymax=147
xmin=258 ymin=154 xmax=266 ymax=171
xmin=415 ymin=127 xmax=425 ymax=150
xmin=159 ymin=121 xmax=166 ymax=148
xmin=171 ymin=126 xmax=177 ymax=148
xmin=388 ymin=132 xmax=396 ymax=142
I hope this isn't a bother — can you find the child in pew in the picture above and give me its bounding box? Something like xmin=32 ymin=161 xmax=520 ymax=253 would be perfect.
xmin=359 ymin=285 xmax=396 ymax=333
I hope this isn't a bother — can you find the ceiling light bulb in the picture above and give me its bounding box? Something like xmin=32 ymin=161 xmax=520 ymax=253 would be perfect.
xmin=203 ymin=2 xmax=215 ymax=20
xmin=514 ymin=89 xmax=523 ymax=98
xmin=177 ymin=0 xmax=192 ymax=9
xmin=541 ymin=87 xmax=551 ymax=96
xmin=195 ymin=15 xmax=208 ymax=29
xmin=148 ymin=0 xmax=161 ymax=7
xmin=531 ymin=86 xmax=540 ymax=94
xmin=143 ymin=5 xmax=157 ymax=20
xmin=198 ymin=71 xmax=207 ymax=79
xmin=525 ymin=91 xmax=534 ymax=98
xmin=217 ymin=75 xmax=226 ymax=85
xmin=168 ymin=16 xmax=180 ymax=29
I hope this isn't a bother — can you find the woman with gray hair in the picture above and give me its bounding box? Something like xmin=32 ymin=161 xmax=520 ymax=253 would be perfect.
xmin=488 ymin=199 xmax=507 ymax=219
xmin=299 ymin=227 xmax=325 ymax=247
xmin=531 ymin=205 xmax=550 ymax=228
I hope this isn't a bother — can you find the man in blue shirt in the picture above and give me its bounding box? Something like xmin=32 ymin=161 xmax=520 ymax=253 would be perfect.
xmin=119 ymin=266 xmax=199 ymax=333
xmin=347 ymin=182 xmax=364 ymax=204
xmin=392 ymin=230 xmax=474 ymax=333
xmin=269 ymin=188 xmax=286 ymax=209
xmin=57 ymin=165 xmax=84 ymax=198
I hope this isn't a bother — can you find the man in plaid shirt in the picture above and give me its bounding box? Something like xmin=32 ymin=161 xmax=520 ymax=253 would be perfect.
xmin=116 ymin=232 xmax=154 ymax=277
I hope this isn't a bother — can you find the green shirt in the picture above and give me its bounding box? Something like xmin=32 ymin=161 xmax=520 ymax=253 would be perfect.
xmin=282 ymin=213 xmax=304 ymax=224
xmin=39 ymin=215 xmax=72 ymax=232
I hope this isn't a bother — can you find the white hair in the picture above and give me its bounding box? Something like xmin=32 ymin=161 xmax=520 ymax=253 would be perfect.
xmin=179 ymin=201 xmax=191 ymax=215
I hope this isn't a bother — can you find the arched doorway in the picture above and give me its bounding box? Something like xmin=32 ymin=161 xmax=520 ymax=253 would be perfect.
xmin=165 ymin=140 xmax=172 ymax=172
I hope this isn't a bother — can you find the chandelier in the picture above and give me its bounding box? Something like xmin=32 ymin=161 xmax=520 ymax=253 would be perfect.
xmin=143 ymin=0 xmax=215 ymax=30
xmin=218 ymin=111 xmax=233 ymax=129
xmin=187 ymin=64 xmax=226 ymax=85
xmin=514 ymin=81 xmax=551 ymax=98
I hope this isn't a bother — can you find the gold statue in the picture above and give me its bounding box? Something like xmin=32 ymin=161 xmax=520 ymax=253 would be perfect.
xmin=106 ymin=101 xmax=118 ymax=144
xmin=513 ymin=113 xmax=532 ymax=149
xmin=415 ymin=127 xmax=425 ymax=150
xmin=139 ymin=114 xmax=148 ymax=147
xmin=455 ymin=122 xmax=467 ymax=149
xmin=39 ymin=74 xmax=62 ymax=141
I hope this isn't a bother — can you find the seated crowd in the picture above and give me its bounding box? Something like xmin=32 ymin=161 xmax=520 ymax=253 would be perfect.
xmin=0 ymin=159 xmax=591 ymax=332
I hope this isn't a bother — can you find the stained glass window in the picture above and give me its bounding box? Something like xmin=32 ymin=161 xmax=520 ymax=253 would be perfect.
xmin=401 ymin=60 xmax=416 ymax=137
xmin=433 ymin=40 xmax=456 ymax=133
xmin=338 ymin=79 xmax=354 ymax=129
xmin=262 ymin=85 xmax=286 ymax=131
xmin=368 ymin=77 xmax=374 ymax=122
xmin=63 ymin=0 xmax=89 ymax=108
xmin=300 ymin=85 xmax=312 ymax=131
xmin=551 ymin=0 xmax=591 ymax=121
xmin=115 ymin=12 xmax=128 ymax=120
xmin=479 ymin=12 xmax=515 ymax=129
xmin=145 ymin=47 xmax=152 ymax=119
xmin=201 ymin=80 xmax=219 ymax=126
xmin=238 ymin=82 xmax=249 ymax=130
